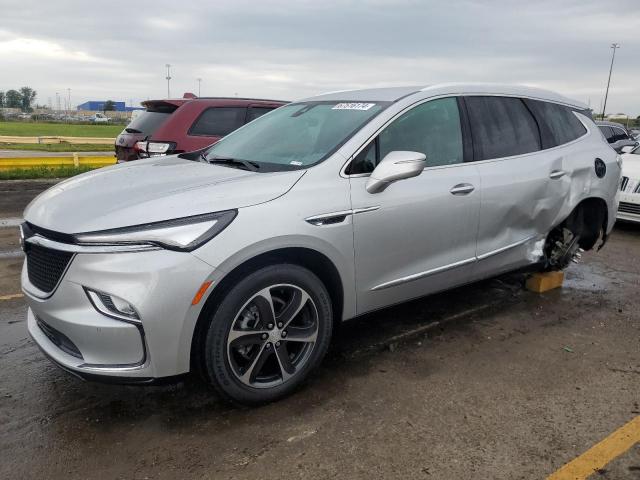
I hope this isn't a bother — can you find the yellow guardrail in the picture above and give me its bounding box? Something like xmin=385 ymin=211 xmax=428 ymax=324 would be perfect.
xmin=0 ymin=135 xmax=115 ymax=145
xmin=0 ymin=155 xmax=116 ymax=170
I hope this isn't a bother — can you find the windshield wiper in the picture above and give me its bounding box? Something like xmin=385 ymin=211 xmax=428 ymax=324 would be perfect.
xmin=203 ymin=154 xmax=260 ymax=172
xmin=125 ymin=127 xmax=142 ymax=134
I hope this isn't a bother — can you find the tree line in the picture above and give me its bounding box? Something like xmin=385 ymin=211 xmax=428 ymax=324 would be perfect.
xmin=0 ymin=87 xmax=37 ymax=112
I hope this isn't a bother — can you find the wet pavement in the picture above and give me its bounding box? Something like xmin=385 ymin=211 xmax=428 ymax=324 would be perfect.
xmin=0 ymin=182 xmax=639 ymax=479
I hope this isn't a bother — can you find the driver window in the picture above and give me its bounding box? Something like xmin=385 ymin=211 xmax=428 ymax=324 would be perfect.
xmin=348 ymin=97 xmax=464 ymax=174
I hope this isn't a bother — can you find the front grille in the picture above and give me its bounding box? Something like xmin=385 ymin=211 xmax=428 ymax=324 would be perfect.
xmin=618 ymin=201 xmax=640 ymax=215
xmin=36 ymin=316 xmax=83 ymax=359
xmin=619 ymin=177 xmax=640 ymax=194
xmin=25 ymin=244 xmax=74 ymax=293
xmin=621 ymin=176 xmax=629 ymax=191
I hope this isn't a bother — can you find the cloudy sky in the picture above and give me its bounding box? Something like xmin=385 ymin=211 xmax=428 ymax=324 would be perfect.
xmin=1 ymin=0 xmax=638 ymax=115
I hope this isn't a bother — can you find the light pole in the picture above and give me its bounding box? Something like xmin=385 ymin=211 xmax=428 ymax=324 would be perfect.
xmin=197 ymin=78 xmax=202 ymax=97
xmin=67 ymin=88 xmax=71 ymax=121
xmin=165 ymin=64 xmax=172 ymax=98
xmin=601 ymin=43 xmax=620 ymax=120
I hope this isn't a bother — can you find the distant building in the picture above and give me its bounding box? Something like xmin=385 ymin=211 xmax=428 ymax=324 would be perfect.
xmin=76 ymin=101 xmax=141 ymax=112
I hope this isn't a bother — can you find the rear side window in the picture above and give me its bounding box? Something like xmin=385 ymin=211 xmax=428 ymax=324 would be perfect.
xmin=526 ymin=100 xmax=587 ymax=147
xmin=124 ymin=111 xmax=171 ymax=136
xmin=189 ymin=107 xmax=247 ymax=136
xmin=465 ymin=96 xmax=541 ymax=161
xmin=247 ymin=107 xmax=275 ymax=123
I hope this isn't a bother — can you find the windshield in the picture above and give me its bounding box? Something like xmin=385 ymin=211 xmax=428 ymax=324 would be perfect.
xmin=124 ymin=110 xmax=172 ymax=136
xmin=204 ymin=101 xmax=387 ymax=169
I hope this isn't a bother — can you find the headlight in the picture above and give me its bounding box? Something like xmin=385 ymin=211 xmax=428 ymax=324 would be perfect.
xmin=74 ymin=210 xmax=237 ymax=251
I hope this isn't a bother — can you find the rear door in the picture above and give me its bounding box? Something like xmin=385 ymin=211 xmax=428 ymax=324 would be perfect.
xmin=348 ymin=97 xmax=481 ymax=313
xmin=464 ymin=96 xmax=567 ymax=277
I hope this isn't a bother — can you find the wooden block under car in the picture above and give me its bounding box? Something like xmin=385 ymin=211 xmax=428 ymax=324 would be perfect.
xmin=525 ymin=271 xmax=565 ymax=293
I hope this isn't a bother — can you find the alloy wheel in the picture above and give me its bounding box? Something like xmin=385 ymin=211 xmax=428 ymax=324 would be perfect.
xmin=226 ymin=284 xmax=319 ymax=389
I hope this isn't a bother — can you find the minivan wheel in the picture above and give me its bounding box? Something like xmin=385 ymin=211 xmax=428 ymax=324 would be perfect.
xmin=203 ymin=264 xmax=332 ymax=406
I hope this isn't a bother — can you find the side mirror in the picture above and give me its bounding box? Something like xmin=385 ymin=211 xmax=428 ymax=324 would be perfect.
xmin=365 ymin=151 xmax=427 ymax=194
xmin=620 ymin=145 xmax=635 ymax=154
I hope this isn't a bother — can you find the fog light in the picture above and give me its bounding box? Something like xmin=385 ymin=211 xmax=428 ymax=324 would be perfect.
xmin=85 ymin=288 xmax=140 ymax=323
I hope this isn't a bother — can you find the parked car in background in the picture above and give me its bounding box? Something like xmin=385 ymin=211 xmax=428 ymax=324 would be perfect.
xmin=618 ymin=144 xmax=640 ymax=223
xmin=90 ymin=112 xmax=110 ymax=123
xmin=115 ymin=95 xmax=286 ymax=162
xmin=22 ymin=84 xmax=620 ymax=405
xmin=596 ymin=120 xmax=638 ymax=153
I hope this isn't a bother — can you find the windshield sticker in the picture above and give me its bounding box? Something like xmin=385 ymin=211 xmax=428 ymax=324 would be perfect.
xmin=332 ymin=102 xmax=376 ymax=111
xmin=290 ymin=161 xmax=303 ymax=166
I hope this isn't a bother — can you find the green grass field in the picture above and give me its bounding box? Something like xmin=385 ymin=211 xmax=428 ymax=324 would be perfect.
xmin=0 ymin=165 xmax=97 ymax=180
xmin=0 ymin=142 xmax=114 ymax=152
xmin=0 ymin=121 xmax=122 ymax=138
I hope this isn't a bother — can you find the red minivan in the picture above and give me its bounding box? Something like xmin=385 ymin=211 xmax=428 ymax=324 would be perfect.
xmin=115 ymin=95 xmax=287 ymax=162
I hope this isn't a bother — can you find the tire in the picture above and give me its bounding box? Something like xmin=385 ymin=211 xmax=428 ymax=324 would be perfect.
xmin=203 ymin=264 xmax=333 ymax=406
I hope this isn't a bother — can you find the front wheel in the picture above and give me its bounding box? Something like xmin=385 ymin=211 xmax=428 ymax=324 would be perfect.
xmin=203 ymin=264 xmax=333 ymax=406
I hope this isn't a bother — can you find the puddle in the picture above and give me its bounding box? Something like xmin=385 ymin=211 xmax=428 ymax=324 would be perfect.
xmin=563 ymin=262 xmax=613 ymax=292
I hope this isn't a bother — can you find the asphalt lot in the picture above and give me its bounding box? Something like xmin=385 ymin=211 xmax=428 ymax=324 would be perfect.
xmin=0 ymin=181 xmax=638 ymax=479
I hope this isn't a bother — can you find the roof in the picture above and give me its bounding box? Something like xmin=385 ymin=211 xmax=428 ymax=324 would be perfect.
xmin=300 ymin=86 xmax=422 ymax=103
xmin=299 ymin=83 xmax=588 ymax=109
xmin=193 ymin=97 xmax=288 ymax=103
xmin=141 ymin=97 xmax=288 ymax=110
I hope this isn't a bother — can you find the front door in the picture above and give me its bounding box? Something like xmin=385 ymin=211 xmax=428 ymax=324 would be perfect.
xmin=347 ymin=97 xmax=481 ymax=314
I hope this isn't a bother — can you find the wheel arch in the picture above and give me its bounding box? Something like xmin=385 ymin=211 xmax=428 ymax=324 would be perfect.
xmin=562 ymin=196 xmax=609 ymax=250
xmin=189 ymin=246 xmax=345 ymax=374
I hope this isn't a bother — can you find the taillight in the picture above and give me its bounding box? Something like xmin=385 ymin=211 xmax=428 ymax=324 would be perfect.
xmin=135 ymin=141 xmax=174 ymax=158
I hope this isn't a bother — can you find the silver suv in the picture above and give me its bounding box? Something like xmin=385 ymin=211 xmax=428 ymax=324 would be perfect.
xmin=21 ymin=84 xmax=620 ymax=405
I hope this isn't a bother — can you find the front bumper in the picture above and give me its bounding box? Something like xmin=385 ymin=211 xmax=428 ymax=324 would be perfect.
xmin=23 ymin=248 xmax=216 ymax=380
xmin=616 ymin=192 xmax=640 ymax=223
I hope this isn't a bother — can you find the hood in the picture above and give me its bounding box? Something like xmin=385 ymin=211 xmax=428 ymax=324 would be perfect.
xmin=622 ymin=154 xmax=640 ymax=180
xmin=24 ymin=156 xmax=304 ymax=233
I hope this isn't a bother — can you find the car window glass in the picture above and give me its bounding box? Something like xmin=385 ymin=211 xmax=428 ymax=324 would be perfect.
xmin=465 ymin=96 xmax=540 ymax=160
xmin=600 ymin=126 xmax=615 ymax=143
xmin=190 ymin=107 xmax=247 ymax=136
xmin=378 ymin=97 xmax=463 ymax=168
xmin=246 ymin=107 xmax=274 ymax=123
xmin=205 ymin=102 xmax=387 ymax=168
xmin=349 ymin=97 xmax=463 ymax=174
xmin=349 ymin=139 xmax=378 ymax=174
xmin=611 ymin=127 xmax=629 ymax=142
xmin=124 ymin=111 xmax=171 ymax=136
xmin=526 ymin=100 xmax=587 ymax=147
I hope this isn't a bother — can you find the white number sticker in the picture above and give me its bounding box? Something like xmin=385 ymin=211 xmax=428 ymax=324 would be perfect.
xmin=332 ymin=103 xmax=376 ymax=111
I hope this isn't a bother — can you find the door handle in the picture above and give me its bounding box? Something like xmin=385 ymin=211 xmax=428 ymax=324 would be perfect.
xmin=549 ymin=169 xmax=567 ymax=179
xmin=450 ymin=183 xmax=475 ymax=195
